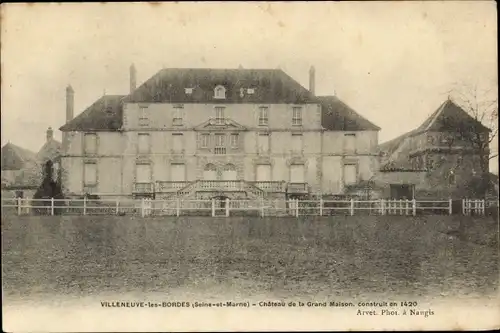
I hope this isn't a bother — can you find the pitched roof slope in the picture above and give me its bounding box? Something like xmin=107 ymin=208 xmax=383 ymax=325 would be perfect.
xmin=1 ymin=143 xmax=37 ymax=170
xmin=379 ymin=99 xmax=491 ymax=161
xmin=124 ymin=68 xmax=316 ymax=104
xmin=379 ymin=139 xmax=424 ymax=172
xmin=60 ymin=95 xmax=125 ymax=132
xmin=414 ymin=99 xmax=490 ymax=134
xmin=317 ymin=96 xmax=380 ymax=131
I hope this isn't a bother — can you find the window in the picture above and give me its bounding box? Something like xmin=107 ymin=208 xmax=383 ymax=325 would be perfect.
xmin=247 ymin=88 xmax=255 ymax=95
xmin=291 ymin=133 xmax=303 ymax=153
xmin=139 ymin=106 xmax=149 ymax=126
xmin=137 ymin=133 xmax=150 ymax=154
xmin=344 ymin=164 xmax=357 ymax=185
xmin=185 ymin=88 xmax=193 ymax=95
xmin=448 ymin=171 xmax=456 ymax=185
xmin=173 ymin=106 xmax=183 ymax=126
xmin=203 ymin=164 xmax=217 ymax=180
xmin=292 ymin=107 xmax=302 ymax=126
xmin=172 ymin=133 xmax=183 ymax=152
xmin=215 ymin=134 xmax=226 ymax=154
xmin=222 ymin=164 xmax=237 ymax=181
xmin=290 ymin=164 xmax=305 ymax=183
xmin=214 ymin=85 xmax=226 ymax=99
xmin=256 ymin=164 xmax=271 ymax=181
xmin=215 ymin=107 xmax=225 ymax=124
xmin=84 ymin=163 xmax=97 ymax=186
xmin=170 ymin=163 xmax=186 ymax=181
xmin=344 ymin=133 xmax=356 ymax=152
xmin=201 ymin=134 xmax=210 ymax=148
xmin=259 ymin=106 xmax=269 ymax=126
xmin=84 ymin=133 xmax=97 ymax=155
xmin=258 ymin=133 xmax=270 ymax=153
xmin=136 ymin=163 xmax=152 ymax=183
xmin=230 ymin=133 xmax=239 ymax=148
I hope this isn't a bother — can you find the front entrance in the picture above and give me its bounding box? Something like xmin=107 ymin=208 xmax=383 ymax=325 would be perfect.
xmin=390 ymin=184 xmax=414 ymax=199
xmin=213 ymin=195 xmax=229 ymax=216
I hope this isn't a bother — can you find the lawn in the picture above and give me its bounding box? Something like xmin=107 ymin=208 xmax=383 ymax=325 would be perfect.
xmin=1 ymin=214 xmax=498 ymax=301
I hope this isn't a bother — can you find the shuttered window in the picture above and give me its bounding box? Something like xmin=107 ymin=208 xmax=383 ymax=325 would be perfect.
xmin=137 ymin=133 xmax=150 ymax=154
xmin=344 ymin=164 xmax=357 ymax=185
xmin=84 ymin=163 xmax=97 ymax=186
xmin=84 ymin=133 xmax=97 ymax=154
xmin=258 ymin=133 xmax=269 ymax=153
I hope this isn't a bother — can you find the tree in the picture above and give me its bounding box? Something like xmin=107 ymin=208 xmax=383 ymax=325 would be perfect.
xmin=443 ymin=83 xmax=498 ymax=197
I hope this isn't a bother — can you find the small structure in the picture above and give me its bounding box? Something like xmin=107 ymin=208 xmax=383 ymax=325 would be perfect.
xmin=1 ymin=128 xmax=62 ymax=201
xmin=377 ymin=99 xmax=494 ymax=200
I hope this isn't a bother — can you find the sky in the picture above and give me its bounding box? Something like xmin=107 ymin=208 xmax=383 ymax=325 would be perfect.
xmin=1 ymin=2 xmax=498 ymax=170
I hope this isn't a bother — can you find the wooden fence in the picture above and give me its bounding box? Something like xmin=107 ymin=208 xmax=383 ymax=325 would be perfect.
xmin=1 ymin=197 xmax=490 ymax=217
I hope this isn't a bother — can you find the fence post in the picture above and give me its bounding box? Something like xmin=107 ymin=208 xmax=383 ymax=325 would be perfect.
xmin=225 ymin=198 xmax=230 ymax=217
xmin=115 ymin=199 xmax=119 ymax=215
xmin=295 ymin=199 xmax=299 ymax=218
xmin=381 ymin=199 xmax=385 ymax=215
xmin=462 ymin=199 xmax=465 ymax=215
xmin=51 ymin=197 xmax=54 ymax=216
xmin=350 ymin=198 xmax=354 ymax=216
xmin=319 ymin=198 xmax=323 ymax=216
xmin=83 ymin=196 xmax=87 ymax=216
xmin=412 ymin=199 xmax=416 ymax=216
xmin=176 ymin=198 xmax=180 ymax=217
xmin=141 ymin=198 xmax=145 ymax=218
xmin=260 ymin=197 xmax=265 ymax=218
xmin=212 ymin=198 xmax=215 ymax=217
xmin=17 ymin=197 xmax=21 ymax=216
xmin=448 ymin=198 xmax=452 ymax=215
xmin=481 ymin=199 xmax=485 ymax=216
xmin=405 ymin=200 xmax=409 ymax=215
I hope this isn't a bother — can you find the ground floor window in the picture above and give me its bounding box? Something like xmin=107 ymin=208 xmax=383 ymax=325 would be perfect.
xmin=290 ymin=164 xmax=305 ymax=183
xmin=84 ymin=163 xmax=97 ymax=186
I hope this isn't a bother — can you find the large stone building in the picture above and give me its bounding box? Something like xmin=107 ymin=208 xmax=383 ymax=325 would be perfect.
xmin=59 ymin=65 xmax=380 ymax=200
xmin=376 ymin=99 xmax=492 ymax=199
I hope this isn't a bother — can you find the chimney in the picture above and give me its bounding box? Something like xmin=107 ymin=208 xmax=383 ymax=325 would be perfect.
xmin=309 ymin=66 xmax=316 ymax=95
xmin=46 ymin=127 xmax=53 ymax=142
xmin=63 ymin=85 xmax=74 ymax=151
xmin=66 ymin=85 xmax=74 ymax=123
xmin=130 ymin=63 xmax=137 ymax=93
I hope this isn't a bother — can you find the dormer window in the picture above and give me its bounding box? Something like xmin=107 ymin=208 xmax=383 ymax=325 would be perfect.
xmin=214 ymin=85 xmax=226 ymax=99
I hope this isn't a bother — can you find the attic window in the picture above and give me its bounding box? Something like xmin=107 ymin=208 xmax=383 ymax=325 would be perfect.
xmin=247 ymin=88 xmax=255 ymax=95
xmin=214 ymin=85 xmax=226 ymax=99
xmin=185 ymin=88 xmax=193 ymax=95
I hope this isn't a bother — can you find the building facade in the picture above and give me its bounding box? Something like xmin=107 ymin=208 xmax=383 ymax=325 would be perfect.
xmin=376 ymin=99 xmax=492 ymax=199
xmin=59 ymin=66 xmax=380 ymax=200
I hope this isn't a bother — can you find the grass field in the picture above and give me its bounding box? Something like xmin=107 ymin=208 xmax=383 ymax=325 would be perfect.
xmin=1 ymin=214 xmax=498 ymax=302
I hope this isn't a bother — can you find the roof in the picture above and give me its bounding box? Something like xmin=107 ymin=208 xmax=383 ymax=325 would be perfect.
xmin=379 ymin=134 xmax=426 ymax=172
xmin=60 ymin=95 xmax=125 ymax=132
xmin=124 ymin=68 xmax=316 ymax=104
xmin=378 ymin=131 xmax=415 ymax=159
xmin=317 ymin=96 xmax=380 ymax=131
xmin=378 ymin=98 xmax=491 ymax=172
xmin=413 ymin=99 xmax=490 ymax=135
xmin=1 ymin=143 xmax=37 ymax=170
xmin=37 ymin=138 xmax=62 ymax=162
